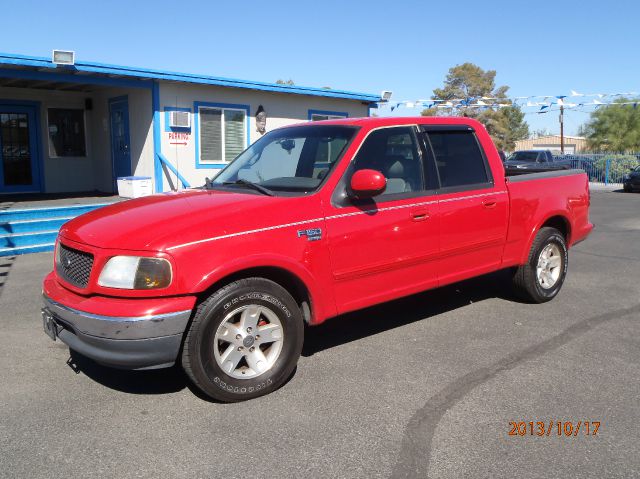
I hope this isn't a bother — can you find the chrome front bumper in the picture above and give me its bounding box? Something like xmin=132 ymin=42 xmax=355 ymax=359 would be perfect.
xmin=42 ymin=294 xmax=192 ymax=370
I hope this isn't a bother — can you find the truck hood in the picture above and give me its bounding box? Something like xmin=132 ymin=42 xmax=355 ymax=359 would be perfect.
xmin=59 ymin=189 xmax=291 ymax=252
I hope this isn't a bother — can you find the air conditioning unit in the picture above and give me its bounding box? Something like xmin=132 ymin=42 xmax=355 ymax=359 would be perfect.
xmin=169 ymin=110 xmax=191 ymax=128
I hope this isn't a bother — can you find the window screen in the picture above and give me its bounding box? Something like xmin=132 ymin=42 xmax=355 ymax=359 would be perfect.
xmin=199 ymin=107 xmax=246 ymax=163
xmin=47 ymin=109 xmax=86 ymax=157
xmin=224 ymin=110 xmax=245 ymax=162
xmin=426 ymin=131 xmax=489 ymax=188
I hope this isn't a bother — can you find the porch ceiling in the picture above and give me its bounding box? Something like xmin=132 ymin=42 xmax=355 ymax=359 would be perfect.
xmin=0 ymin=75 xmax=92 ymax=91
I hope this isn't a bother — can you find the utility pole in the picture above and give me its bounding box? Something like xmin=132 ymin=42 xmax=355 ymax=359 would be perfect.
xmin=559 ymin=105 xmax=564 ymax=154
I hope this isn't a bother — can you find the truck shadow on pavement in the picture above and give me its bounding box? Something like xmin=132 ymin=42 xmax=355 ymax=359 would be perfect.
xmin=68 ymin=351 xmax=188 ymax=395
xmin=68 ymin=269 xmax=516 ymax=398
xmin=302 ymin=269 xmax=515 ymax=357
xmin=0 ymin=256 xmax=16 ymax=299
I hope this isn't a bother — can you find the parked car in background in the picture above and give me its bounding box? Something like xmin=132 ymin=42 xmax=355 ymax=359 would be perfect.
xmin=623 ymin=165 xmax=640 ymax=192
xmin=504 ymin=150 xmax=571 ymax=175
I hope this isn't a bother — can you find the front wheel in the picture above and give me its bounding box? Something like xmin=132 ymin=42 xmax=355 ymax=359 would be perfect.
xmin=182 ymin=278 xmax=304 ymax=402
xmin=512 ymin=227 xmax=568 ymax=303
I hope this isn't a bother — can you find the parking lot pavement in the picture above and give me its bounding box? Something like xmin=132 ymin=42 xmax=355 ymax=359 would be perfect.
xmin=1 ymin=191 xmax=639 ymax=479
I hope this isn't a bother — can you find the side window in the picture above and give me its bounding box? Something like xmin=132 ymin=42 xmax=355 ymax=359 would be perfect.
xmin=426 ymin=131 xmax=490 ymax=188
xmin=313 ymin=136 xmax=349 ymax=180
xmin=538 ymin=152 xmax=548 ymax=163
xmin=352 ymin=127 xmax=424 ymax=195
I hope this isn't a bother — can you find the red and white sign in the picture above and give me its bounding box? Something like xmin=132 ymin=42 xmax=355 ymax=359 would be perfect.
xmin=168 ymin=131 xmax=190 ymax=146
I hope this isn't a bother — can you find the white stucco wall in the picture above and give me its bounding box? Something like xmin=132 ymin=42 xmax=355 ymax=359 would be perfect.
xmin=1 ymin=81 xmax=370 ymax=194
xmin=0 ymin=86 xmax=95 ymax=193
xmin=0 ymin=85 xmax=153 ymax=194
xmin=157 ymin=82 xmax=370 ymax=190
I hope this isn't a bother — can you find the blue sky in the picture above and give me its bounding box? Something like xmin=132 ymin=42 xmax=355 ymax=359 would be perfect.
xmin=2 ymin=0 xmax=637 ymax=135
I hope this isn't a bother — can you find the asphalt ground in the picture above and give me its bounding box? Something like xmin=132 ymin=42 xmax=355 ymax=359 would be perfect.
xmin=1 ymin=191 xmax=639 ymax=478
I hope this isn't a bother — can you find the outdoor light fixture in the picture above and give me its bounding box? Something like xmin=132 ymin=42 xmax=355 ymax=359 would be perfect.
xmin=381 ymin=90 xmax=393 ymax=102
xmin=52 ymin=50 xmax=75 ymax=66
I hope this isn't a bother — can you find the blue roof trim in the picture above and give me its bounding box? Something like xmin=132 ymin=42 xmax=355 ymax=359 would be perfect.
xmin=0 ymin=52 xmax=380 ymax=103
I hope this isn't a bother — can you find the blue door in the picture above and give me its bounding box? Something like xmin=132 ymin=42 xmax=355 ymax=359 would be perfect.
xmin=109 ymin=97 xmax=131 ymax=190
xmin=0 ymin=104 xmax=41 ymax=193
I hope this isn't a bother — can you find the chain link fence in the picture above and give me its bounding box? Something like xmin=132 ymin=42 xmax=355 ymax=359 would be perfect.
xmin=554 ymin=153 xmax=640 ymax=184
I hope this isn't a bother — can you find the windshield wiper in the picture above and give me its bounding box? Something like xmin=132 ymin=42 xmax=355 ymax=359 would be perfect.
xmin=222 ymin=179 xmax=274 ymax=196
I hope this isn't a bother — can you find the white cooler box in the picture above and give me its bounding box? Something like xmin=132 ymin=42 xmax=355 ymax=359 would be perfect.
xmin=117 ymin=176 xmax=153 ymax=198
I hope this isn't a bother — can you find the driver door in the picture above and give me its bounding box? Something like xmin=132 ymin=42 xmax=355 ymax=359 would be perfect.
xmin=324 ymin=126 xmax=440 ymax=314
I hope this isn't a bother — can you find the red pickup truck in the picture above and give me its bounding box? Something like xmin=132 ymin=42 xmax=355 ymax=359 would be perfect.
xmin=42 ymin=117 xmax=592 ymax=402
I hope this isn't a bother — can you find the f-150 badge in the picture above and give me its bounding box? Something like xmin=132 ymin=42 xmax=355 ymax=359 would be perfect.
xmin=297 ymin=228 xmax=322 ymax=241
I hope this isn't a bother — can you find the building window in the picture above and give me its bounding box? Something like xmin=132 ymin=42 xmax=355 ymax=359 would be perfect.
xmin=47 ymin=109 xmax=86 ymax=157
xmin=309 ymin=110 xmax=348 ymax=121
xmin=198 ymin=106 xmax=246 ymax=163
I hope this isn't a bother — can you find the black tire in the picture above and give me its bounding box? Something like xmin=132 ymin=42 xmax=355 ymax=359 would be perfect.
xmin=182 ymin=278 xmax=304 ymax=402
xmin=512 ymin=227 xmax=568 ymax=303
xmin=623 ymin=184 xmax=632 ymax=193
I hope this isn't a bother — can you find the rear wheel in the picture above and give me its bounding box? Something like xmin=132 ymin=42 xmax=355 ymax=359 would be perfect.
xmin=623 ymin=184 xmax=632 ymax=193
xmin=512 ymin=227 xmax=568 ymax=303
xmin=182 ymin=278 xmax=304 ymax=402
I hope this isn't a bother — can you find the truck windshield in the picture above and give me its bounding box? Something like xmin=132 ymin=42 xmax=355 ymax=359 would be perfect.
xmin=508 ymin=151 xmax=539 ymax=162
xmin=211 ymin=125 xmax=357 ymax=194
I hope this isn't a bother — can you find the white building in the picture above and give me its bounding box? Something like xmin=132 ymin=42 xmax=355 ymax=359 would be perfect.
xmin=0 ymin=51 xmax=379 ymax=194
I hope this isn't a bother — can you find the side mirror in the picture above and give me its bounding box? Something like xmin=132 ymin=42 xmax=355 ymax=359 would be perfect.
xmin=349 ymin=169 xmax=386 ymax=199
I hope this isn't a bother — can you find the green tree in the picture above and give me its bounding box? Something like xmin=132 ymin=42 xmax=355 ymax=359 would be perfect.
xmin=580 ymin=99 xmax=640 ymax=151
xmin=275 ymin=79 xmax=295 ymax=86
xmin=422 ymin=63 xmax=529 ymax=150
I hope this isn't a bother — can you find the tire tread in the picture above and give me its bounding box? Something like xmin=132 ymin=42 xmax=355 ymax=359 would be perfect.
xmin=512 ymin=227 xmax=566 ymax=303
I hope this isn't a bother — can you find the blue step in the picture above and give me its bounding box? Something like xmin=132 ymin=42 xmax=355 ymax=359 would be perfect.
xmin=0 ymin=243 xmax=55 ymax=257
xmin=0 ymin=202 xmax=115 ymax=257
xmin=0 ymin=203 xmax=112 ymax=222
xmin=0 ymin=216 xmax=72 ymax=234
xmin=0 ymin=230 xmax=59 ymax=248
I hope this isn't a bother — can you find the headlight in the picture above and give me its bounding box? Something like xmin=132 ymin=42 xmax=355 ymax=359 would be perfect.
xmin=98 ymin=256 xmax=172 ymax=290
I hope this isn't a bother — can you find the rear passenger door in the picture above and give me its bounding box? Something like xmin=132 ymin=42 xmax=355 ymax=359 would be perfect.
xmin=325 ymin=126 xmax=440 ymax=314
xmin=420 ymin=126 xmax=509 ymax=286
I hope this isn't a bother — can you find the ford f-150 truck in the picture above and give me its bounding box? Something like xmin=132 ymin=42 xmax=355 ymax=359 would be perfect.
xmin=42 ymin=117 xmax=593 ymax=402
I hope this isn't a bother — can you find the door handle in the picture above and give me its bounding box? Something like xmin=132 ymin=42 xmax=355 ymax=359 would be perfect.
xmin=411 ymin=210 xmax=430 ymax=221
xmin=482 ymin=199 xmax=497 ymax=208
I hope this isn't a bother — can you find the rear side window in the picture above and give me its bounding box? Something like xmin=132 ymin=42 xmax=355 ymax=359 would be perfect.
xmin=426 ymin=131 xmax=490 ymax=188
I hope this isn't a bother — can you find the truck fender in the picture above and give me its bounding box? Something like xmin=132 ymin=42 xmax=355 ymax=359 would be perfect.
xmin=520 ymin=211 xmax=571 ymax=264
xmin=192 ymin=253 xmax=336 ymax=324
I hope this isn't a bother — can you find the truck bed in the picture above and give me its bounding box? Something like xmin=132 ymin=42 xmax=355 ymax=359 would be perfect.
xmin=502 ymin=169 xmax=592 ymax=267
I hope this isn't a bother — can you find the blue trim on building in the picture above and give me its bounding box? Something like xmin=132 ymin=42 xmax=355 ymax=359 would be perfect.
xmin=193 ymin=101 xmax=250 ymax=170
xmin=0 ymin=52 xmax=380 ymax=103
xmin=151 ymin=82 xmax=163 ymax=193
xmin=308 ymin=109 xmax=349 ymax=120
xmin=0 ymin=67 xmax=152 ymax=90
xmin=163 ymin=106 xmax=192 ymax=133
xmin=157 ymin=153 xmax=190 ymax=188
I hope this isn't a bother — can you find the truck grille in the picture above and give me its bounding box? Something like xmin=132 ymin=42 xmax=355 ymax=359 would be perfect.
xmin=57 ymin=244 xmax=94 ymax=288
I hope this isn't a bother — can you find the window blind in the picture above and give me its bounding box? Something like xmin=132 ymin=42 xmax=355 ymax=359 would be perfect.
xmin=224 ymin=110 xmax=245 ymax=162
xmin=200 ymin=108 xmax=222 ymax=163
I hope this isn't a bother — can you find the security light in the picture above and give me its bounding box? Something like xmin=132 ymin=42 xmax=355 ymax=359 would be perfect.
xmin=381 ymin=91 xmax=393 ymax=102
xmin=52 ymin=50 xmax=75 ymax=66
